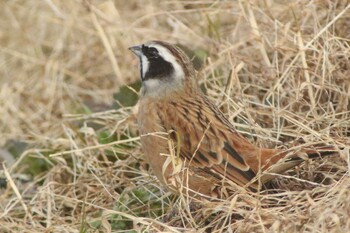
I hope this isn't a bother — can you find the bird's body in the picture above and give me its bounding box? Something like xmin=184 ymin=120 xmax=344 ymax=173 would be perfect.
xmin=130 ymin=41 xmax=336 ymax=198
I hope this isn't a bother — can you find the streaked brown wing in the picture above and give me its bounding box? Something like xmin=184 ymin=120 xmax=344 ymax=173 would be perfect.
xmin=157 ymin=93 xmax=258 ymax=188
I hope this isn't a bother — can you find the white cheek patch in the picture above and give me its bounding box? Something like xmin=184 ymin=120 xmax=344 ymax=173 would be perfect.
xmin=140 ymin=54 xmax=149 ymax=80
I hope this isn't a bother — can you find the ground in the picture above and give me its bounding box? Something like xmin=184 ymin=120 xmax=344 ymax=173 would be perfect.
xmin=0 ymin=1 xmax=349 ymax=232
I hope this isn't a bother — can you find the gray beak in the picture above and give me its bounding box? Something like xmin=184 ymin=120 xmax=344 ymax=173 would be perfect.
xmin=128 ymin=45 xmax=142 ymax=57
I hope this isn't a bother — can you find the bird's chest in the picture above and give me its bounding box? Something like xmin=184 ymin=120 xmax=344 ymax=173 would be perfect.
xmin=137 ymin=98 xmax=173 ymax=183
xmin=137 ymin=98 xmax=166 ymax=135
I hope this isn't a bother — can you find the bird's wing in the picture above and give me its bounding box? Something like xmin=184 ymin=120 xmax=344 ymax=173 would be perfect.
xmin=157 ymin=93 xmax=340 ymax=190
xmin=157 ymin=93 xmax=260 ymax=189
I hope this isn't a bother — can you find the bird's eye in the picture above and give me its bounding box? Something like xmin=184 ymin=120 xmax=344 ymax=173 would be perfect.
xmin=147 ymin=47 xmax=159 ymax=58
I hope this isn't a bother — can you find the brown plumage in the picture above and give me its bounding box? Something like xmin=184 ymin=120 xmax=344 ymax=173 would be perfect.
xmin=130 ymin=41 xmax=336 ymax=198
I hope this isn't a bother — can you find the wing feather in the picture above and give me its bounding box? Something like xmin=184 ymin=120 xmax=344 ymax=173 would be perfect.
xmin=158 ymin=93 xmax=258 ymax=188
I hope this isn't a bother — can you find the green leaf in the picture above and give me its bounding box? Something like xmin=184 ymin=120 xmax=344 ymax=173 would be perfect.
xmin=113 ymin=81 xmax=141 ymax=109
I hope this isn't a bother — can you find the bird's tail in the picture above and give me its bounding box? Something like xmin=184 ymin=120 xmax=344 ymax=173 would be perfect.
xmin=298 ymin=146 xmax=338 ymax=159
xmin=258 ymin=145 xmax=338 ymax=185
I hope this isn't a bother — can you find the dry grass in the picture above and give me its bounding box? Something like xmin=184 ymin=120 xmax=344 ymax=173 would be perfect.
xmin=0 ymin=0 xmax=349 ymax=232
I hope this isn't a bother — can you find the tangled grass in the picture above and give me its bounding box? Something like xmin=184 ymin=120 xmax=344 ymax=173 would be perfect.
xmin=0 ymin=0 xmax=349 ymax=232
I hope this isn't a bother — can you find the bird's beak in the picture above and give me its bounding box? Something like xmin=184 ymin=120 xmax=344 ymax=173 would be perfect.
xmin=128 ymin=45 xmax=142 ymax=57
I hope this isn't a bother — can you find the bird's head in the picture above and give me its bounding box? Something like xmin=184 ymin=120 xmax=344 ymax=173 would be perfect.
xmin=129 ymin=41 xmax=196 ymax=97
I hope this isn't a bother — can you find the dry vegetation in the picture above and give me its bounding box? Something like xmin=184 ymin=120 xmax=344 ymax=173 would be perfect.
xmin=0 ymin=0 xmax=350 ymax=232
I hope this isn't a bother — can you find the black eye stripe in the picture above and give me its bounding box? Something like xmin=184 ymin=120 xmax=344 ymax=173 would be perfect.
xmin=141 ymin=45 xmax=159 ymax=59
xmin=148 ymin=47 xmax=158 ymax=55
xmin=141 ymin=45 xmax=174 ymax=81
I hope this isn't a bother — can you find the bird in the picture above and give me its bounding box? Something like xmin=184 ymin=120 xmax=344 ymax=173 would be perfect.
xmin=129 ymin=40 xmax=337 ymax=199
